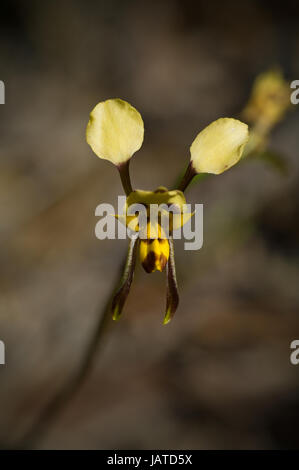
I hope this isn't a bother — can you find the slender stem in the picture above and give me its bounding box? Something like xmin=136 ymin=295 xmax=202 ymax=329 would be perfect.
xmin=15 ymin=159 xmax=197 ymax=449
xmin=176 ymin=161 xmax=197 ymax=192
xmin=15 ymin=255 xmax=127 ymax=449
xmin=118 ymin=160 xmax=133 ymax=195
xmin=15 ymin=161 xmax=133 ymax=449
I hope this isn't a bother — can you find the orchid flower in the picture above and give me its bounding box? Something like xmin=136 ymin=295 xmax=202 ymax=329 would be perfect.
xmin=86 ymin=99 xmax=249 ymax=324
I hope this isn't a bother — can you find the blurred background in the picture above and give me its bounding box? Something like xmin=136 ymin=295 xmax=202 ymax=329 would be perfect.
xmin=0 ymin=0 xmax=299 ymax=450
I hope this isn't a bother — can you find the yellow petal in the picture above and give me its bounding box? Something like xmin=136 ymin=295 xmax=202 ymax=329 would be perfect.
xmin=114 ymin=214 xmax=139 ymax=231
xmin=126 ymin=188 xmax=186 ymax=210
xmin=171 ymin=210 xmax=194 ymax=231
xmin=190 ymin=118 xmax=249 ymax=175
xmin=86 ymin=98 xmax=144 ymax=165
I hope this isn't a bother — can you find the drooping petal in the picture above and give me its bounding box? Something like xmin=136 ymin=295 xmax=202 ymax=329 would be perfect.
xmin=112 ymin=236 xmax=139 ymax=321
xmin=190 ymin=118 xmax=249 ymax=175
xmin=164 ymin=237 xmax=179 ymax=324
xmin=86 ymin=99 xmax=144 ymax=166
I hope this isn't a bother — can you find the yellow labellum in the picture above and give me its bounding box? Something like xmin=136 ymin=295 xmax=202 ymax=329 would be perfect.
xmin=190 ymin=118 xmax=249 ymax=175
xmin=116 ymin=187 xmax=193 ymax=234
xmin=140 ymin=222 xmax=170 ymax=273
xmin=86 ymin=98 xmax=144 ymax=165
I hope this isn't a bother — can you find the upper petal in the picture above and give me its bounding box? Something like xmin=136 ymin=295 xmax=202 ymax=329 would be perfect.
xmin=86 ymin=98 xmax=144 ymax=165
xmin=190 ymin=118 xmax=249 ymax=175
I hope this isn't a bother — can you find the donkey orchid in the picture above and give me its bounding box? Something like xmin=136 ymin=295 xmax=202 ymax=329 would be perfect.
xmin=86 ymin=98 xmax=249 ymax=324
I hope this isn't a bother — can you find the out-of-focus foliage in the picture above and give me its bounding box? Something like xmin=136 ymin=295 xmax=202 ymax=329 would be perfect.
xmin=242 ymin=70 xmax=291 ymax=132
xmin=241 ymin=70 xmax=292 ymax=173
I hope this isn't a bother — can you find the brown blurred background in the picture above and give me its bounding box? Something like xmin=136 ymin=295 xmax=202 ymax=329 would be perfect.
xmin=0 ymin=0 xmax=299 ymax=449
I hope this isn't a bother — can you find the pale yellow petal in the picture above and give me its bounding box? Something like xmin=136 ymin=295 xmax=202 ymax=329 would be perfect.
xmin=86 ymin=98 xmax=144 ymax=165
xmin=114 ymin=214 xmax=139 ymax=231
xmin=171 ymin=211 xmax=194 ymax=231
xmin=190 ymin=118 xmax=249 ymax=175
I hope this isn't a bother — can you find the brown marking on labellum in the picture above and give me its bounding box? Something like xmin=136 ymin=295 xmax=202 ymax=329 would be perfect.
xmin=142 ymin=251 xmax=157 ymax=273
